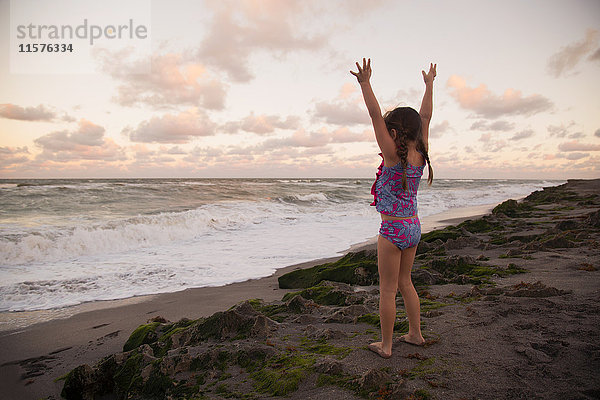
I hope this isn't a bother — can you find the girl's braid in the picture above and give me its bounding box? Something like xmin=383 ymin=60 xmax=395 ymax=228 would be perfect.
xmin=395 ymin=129 xmax=409 ymax=191
xmin=416 ymin=138 xmax=434 ymax=186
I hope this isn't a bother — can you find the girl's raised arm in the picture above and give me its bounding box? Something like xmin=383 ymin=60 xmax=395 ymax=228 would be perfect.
xmin=419 ymin=63 xmax=436 ymax=152
xmin=350 ymin=58 xmax=397 ymax=161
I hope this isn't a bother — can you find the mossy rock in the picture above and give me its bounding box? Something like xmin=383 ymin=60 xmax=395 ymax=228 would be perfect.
xmin=457 ymin=217 xmax=502 ymax=233
xmin=250 ymin=351 xmax=317 ymax=397
xmin=523 ymin=184 xmax=581 ymax=205
xmin=420 ymin=226 xmax=461 ymax=243
xmin=123 ymin=322 xmax=161 ymax=352
xmin=281 ymin=281 xmax=353 ymax=306
xmin=278 ymin=250 xmax=377 ymax=289
xmin=492 ymin=199 xmax=533 ymax=218
xmin=245 ymin=298 xmax=288 ymax=320
xmin=190 ymin=308 xmax=256 ymax=342
xmin=422 ymin=256 xmax=526 ymax=283
xmin=113 ymin=352 xmax=145 ymax=396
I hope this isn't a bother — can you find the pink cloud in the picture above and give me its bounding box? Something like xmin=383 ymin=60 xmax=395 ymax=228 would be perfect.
xmin=124 ymin=108 xmax=217 ymax=144
xmin=34 ymin=119 xmax=127 ymax=162
xmin=547 ymin=29 xmax=599 ymax=78
xmin=0 ymin=103 xmax=55 ymax=121
xmin=446 ymin=75 xmax=553 ymax=118
xmin=99 ymin=52 xmax=227 ymax=110
xmin=558 ymin=140 xmax=600 ymax=152
xmin=313 ymin=100 xmax=370 ymax=125
xmin=511 ymin=129 xmax=535 ymax=141
xmin=0 ymin=146 xmax=30 ymax=170
xmin=197 ymin=0 xmax=325 ymax=82
xmin=431 ymin=120 xmax=450 ymax=138
xmin=221 ymin=113 xmax=300 ymax=135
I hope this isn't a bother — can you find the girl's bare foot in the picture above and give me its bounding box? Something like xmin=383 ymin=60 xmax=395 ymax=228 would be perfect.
xmin=368 ymin=341 xmax=392 ymax=358
xmin=398 ymin=334 xmax=426 ymax=346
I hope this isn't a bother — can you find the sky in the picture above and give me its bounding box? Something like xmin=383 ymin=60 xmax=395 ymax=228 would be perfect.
xmin=0 ymin=0 xmax=599 ymax=179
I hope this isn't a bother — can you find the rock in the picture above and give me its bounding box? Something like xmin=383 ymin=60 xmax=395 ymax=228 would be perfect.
xmin=285 ymin=294 xmax=318 ymax=313
xmin=412 ymin=268 xmax=442 ymax=285
xmin=504 ymin=281 xmax=570 ymax=297
xmin=555 ymin=220 xmax=580 ymax=231
xmin=314 ymin=358 xmax=344 ymax=375
xmin=304 ymin=325 xmax=348 ymax=340
xmin=416 ymin=240 xmax=435 ymax=254
xmin=61 ymin=364 xmax=96 ymax=400
xmin=250 ymin=314 xmax=280 ymax=339
xmin=506 ymin=248 xmax=523 ymax=257
xmin=139 ymin=344 xmax=156 ymax=364
xmin=469 ymin=286 xmax=483 ymax=296
xmin=542 ymin=235 xmax=575 ymax=249
xmin=584 ymin=210 xmax=600 ymax=228
xmin=354 ymin=266 xmax=373 ymax=285
xmin=444 ymin=235 xmax=480 ymax=250
xmin=451 ymin=274 xmax=472 ymax=284
xmin=189 ymin=300 xmax=276 ymax=342
xmin=324 ymin=304 xmax=371 ymax=324
xmin=481 ymin=287 xmax=504 ymax=295
xmin=355 ymin=368 xmax=392 ymax=392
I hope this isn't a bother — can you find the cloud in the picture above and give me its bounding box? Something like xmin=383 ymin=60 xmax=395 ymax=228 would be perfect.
xmin=430 ymin=120 xmax=450 ymax=138
xmin=34 ymin=119 xmax=126 ymax=162
xmin=124 ymin=108 xmax=217 ymax=144
xmin=568 ymin=131 xmax=584 ymax=139
xmin=560 ymin=152 xmax=589 ymax=160
xmin=98 ymin=51 xmax=227 ymax=110
xmin=558 ymin=140 xmax=600 ymax=152
xmin=547 ymin=121 xmax=576 ymax=138
xmin=547 ymin=29 xmax=599 ymax=77
xmin=470 ymin=120 xmax=515 ymax=131
xmin=197 ymin=0 xmax=325 ymax=82
xmin=221 ymin=113 xmax=300 ymax=135
xmin=313 ymin=100 xmax=370 ymax=125
xmin=260 ymin=127 xmax=372 ymax=150
xmin=0 ymin=146 xmax=30 ymax=169
xmin=511 ymin=129 xmax=534 ymax=141
xmin=329 ymin=127 xmax=373 ymax=143
xmin=479 ymin=133 xmax=492 ymax=142
xmin=446 ymin=75 xmax=553 ymax=119
xmin=0 ymin=103 xmax=55 ymax=121
xmin=477 ymin=133 xmax=506 ymax=152
xmin=35 ymin=119 xmax=105 ymax=149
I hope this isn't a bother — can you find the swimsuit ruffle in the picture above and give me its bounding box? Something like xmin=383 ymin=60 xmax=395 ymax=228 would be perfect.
xmin=370 ymin=152 xmax=384 ymax=206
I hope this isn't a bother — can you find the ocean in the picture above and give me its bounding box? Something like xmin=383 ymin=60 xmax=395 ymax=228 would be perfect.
xmin=0 ymin=178 xmax=563 ymax=312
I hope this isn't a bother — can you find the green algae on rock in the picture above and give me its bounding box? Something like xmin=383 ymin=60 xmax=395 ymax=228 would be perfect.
xmin=278 ymin=250 xmax=378 ymax=289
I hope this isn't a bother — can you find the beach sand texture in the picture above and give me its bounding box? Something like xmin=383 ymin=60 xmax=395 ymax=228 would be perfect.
xmin=1 ymin=179 xmax=599 ymax=400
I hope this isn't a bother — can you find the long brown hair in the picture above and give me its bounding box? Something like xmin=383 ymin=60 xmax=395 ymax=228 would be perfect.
xmin=382 ymin=107 xmax=433 ymax=190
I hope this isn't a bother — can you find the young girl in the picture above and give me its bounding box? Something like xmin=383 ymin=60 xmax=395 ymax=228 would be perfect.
xmin=350 ymin=58 xmax=436 ymax=358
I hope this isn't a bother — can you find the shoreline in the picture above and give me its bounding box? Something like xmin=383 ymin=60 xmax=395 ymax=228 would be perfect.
xmin=0 ymin=202 xmax=497 ymax=335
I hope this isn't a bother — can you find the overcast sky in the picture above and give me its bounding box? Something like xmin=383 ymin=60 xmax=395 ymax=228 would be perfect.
xmin=1 ymin=0 xmax=599 ymax=179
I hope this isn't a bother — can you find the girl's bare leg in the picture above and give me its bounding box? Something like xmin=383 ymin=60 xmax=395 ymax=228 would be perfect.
xmin=370 ymin=235 xmax=402 ymax=357
xmin=397 ymin=245 xmax=425 ymax=344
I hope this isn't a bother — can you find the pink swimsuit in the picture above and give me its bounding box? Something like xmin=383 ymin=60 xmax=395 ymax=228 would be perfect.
xmin=371 ymin=152 xmax=424 ymax=249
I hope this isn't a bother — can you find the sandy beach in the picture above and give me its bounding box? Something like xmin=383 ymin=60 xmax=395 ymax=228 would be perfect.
xmin=1 ymin=180 xmax=599 ymax=399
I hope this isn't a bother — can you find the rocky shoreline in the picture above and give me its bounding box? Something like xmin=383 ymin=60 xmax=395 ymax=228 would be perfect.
xmin=54 ymin=179 xmax=600 ymax=400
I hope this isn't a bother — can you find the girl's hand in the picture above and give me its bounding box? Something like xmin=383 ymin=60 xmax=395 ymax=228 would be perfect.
xmin=350 ymin=58 xmax=371 ymax=83
xmin=422 ymin=63 xmax=437 ymax=84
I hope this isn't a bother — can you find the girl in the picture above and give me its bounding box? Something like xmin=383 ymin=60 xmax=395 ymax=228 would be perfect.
xmin=350 ymin=58 xmax=436 ymax=358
